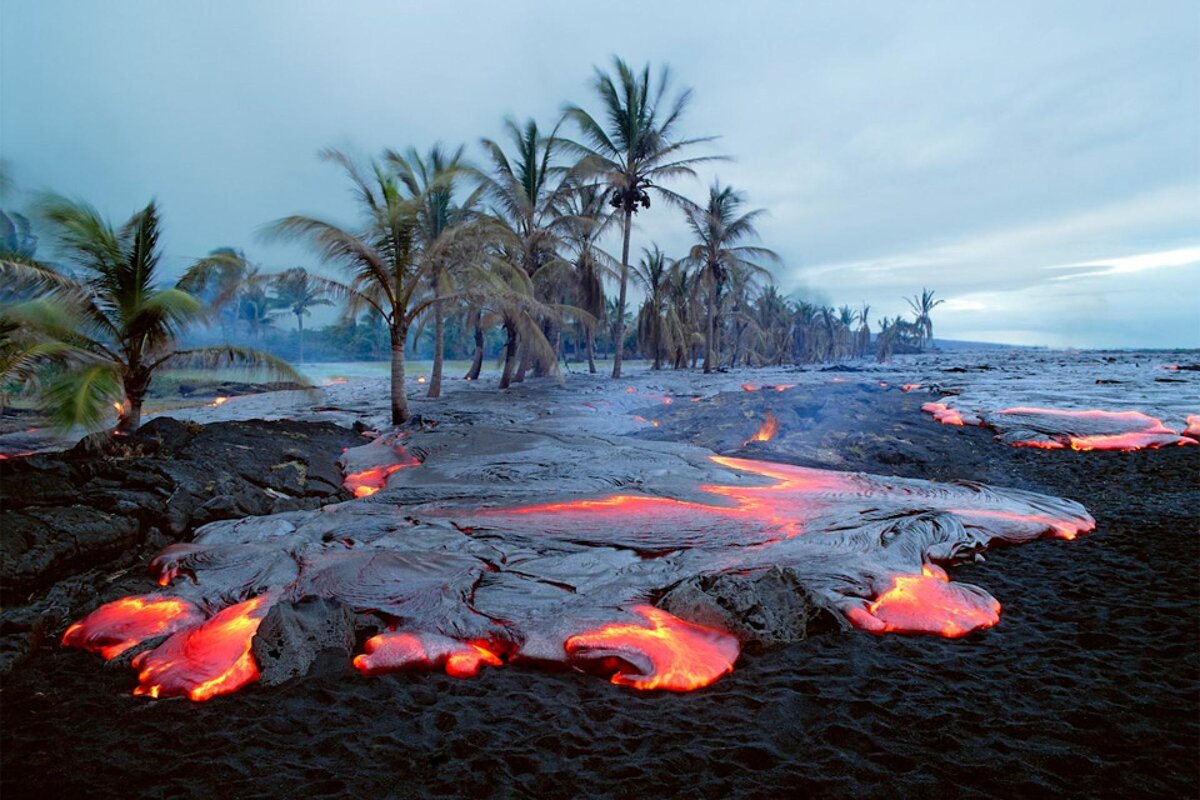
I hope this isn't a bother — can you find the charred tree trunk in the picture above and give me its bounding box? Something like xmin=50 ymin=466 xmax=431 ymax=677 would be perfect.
xmin=499 ymin=320 xmax=519 ymax=389
xmin=465 ymin=309 xmax=484 ymax=381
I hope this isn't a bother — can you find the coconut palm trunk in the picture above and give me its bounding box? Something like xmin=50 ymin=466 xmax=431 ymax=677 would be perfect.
xmin=465 ymin=308 xmax=484 ymax=380
xmin=703 ymin=280 xmax=718 ymax=373
xmin=295 ymin=311 xmax=305 ymax=363
xmin=390 ymin=324 xmax=409 ymax=424
xmin=428 ymin=300 xmax=444 ymax=398
xmin=586 ymin=327 xmax=597 ymax=373
xmin=499 ymin=320 xmax=519 ymax=389
xmin=612 ymin=208 xmax=632 ymax=378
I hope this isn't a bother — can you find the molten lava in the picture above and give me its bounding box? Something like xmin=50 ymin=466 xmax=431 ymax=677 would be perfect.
xmin=343 ymin=447 xmax=421 ymax=497
xmin=131 ymin=595 xmax=272 ymax=701
xmin=848 ymin=565 xmax=1001 ymax=638
xmin=354 ymin=631 xmax=502 ymax=678
xmin=995 ymin=407 xmax=1197 ymax=451
xmin=745 ymin=411 xmax=779 ymax=444
xmin=61 ymin=595 xmax=204 ymax=660
xmin=488 ymin=455 xmax=855 ymax=542
xmin=564 ymin=605 xmax=739 ymax=691
xmin=921 ymin=402 xmax=969 ymax=426
xmin=1185 ymin=415 xmax=1200 ymax=439
xmin=209 ymin=396 xmax=228 ymax=407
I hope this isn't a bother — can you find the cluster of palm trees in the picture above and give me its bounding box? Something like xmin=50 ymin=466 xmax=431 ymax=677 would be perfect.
xmin=0 ymin=57 xmax=947 ymax=434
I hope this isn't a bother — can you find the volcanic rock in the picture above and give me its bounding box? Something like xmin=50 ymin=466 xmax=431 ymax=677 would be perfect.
xmin=657 ymin=567 xmax=842 ymax=647
xmin=251 ymin=597 xmax=356 ymax=685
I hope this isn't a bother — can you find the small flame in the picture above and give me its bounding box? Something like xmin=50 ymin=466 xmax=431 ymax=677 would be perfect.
xmin=901 ymin=384 xmax=922 ymax=392
xmin=417 ymin=376 xmax=426 ymax=384
xmin=113 ymin=401 xmax=125 ymax=414
xmin=210 ymin=396 xmax=228 ymax=407
xmin=745 ymin=411 xmax=779 ymax=444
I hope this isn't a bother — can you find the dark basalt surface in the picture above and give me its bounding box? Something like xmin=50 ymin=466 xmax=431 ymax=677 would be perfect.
xmin=0 ymin=417 xmax=361 ymax=674
xmin=1 ymin=386 xmax=1197 ymax=799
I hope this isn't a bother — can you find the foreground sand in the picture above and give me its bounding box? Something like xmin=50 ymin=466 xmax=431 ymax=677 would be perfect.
xmin=1 ymin=353 xmax=1198 ymax=798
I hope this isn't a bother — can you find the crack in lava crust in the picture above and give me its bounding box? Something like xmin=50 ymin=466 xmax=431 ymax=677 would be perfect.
xmin=63 ymin=450 xmax=1096 ymax=699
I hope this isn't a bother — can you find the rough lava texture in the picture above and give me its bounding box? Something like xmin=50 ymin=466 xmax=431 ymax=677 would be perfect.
xmin=2 ymin=356 xmax=1197 ymax=798
xmin=59 ymin=390 xmax=1095 ymax=697
xmin=0 ymin=417 xmax=360 ymax=675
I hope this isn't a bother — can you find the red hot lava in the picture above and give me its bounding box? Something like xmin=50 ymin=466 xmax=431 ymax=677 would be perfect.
xmin=131 ymin=595 xmax=273 ymax=701
xmin=62 ymin=595 xmax=204 ymax=660
xmin=1186 ymin=415 xmax=1200 ymax=439
xmin=995 ymin=407 xmax=1197 ymax=451
xmin=354 ymin=631 xmax=502 ymax=678
xmin=564 ymin=605 xmax=739 ymax=691
xmin=848 ymin=565 xmax=1001 ymax=638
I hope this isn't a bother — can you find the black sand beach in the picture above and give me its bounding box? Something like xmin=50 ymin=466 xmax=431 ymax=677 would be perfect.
xmin=2 ymin=384 xmax=1196 ymax=799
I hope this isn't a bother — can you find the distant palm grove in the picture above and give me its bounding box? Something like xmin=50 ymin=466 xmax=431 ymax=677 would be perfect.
xmin=0 ymin=57 xmax=942 ymax=428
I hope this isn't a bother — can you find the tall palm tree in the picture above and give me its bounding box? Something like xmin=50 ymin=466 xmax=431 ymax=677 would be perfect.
xmin=564 ymin=57 xmax=720 ymax=378
xmin=906 ymin=288 xmax=944 ymax=350
xmin=559 ymin=182 xmax=614 ymax=374
xmin=631 ymin=245 xmax=671 ymax=370
xmin=272 ymin=267 xmax=335 ymax=363
xmin=855 ymin=303 xmax=871 ymax=358
xmin=477 ymin=118 xmax=573 ymax=382
xmin=388 ymin=143 xmax=480 ymax=398
xmin=682 ymin=181 xmax=778 ymax=373
xmin=6 ymin=197 xmax=297 ymax=433
xmin=268 ymin=149 xmax=432 ymax=425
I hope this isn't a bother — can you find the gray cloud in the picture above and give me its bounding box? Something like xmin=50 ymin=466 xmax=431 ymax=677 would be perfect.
xmin=2 ymin=1 xmax=1196 ymax=346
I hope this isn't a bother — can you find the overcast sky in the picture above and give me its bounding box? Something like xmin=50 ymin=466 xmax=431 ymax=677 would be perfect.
xmin=2 ymin=1 xmax=1197 ymax=348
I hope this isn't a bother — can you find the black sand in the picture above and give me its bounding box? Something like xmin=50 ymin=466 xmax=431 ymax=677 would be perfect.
xmin=1 ymin=388 xmax=1197 ymax=799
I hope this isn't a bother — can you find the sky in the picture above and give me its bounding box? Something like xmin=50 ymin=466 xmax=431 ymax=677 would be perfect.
xmin=2 ymin=1 xmax=1197 ymax=348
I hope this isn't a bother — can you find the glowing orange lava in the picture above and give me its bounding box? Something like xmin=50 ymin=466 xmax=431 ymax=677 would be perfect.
xmin=487 ymin=456 xmax=855 ymax=542
xmin=774 ymin=384 xmax=797 ymax=392
xmin=901 ymin=384 xmax=922 ymax=392
xmin=848 ymin=565 xmax=1001 ymax=638
xmin=741 ymin=383 xmax=759 ymax=392
xmin=922 ymin=402 xmax=967 ymax=426
xmin=343 ymin=449 xmax=421 ymax=497
xmin=996 ymin=407 xmax=1197 ymax=451
xmin=745 ymin=411 xmax=779 ymax=444
xmin=354 ymin=631 xmax=502 ymax=678
xmin=209 ymin=396 xmax=228 ymax=407
xmin=1185 ymin=415 xmax=1200 ymax=439
xmin=61 ymin=595 xmax=204 ymax=660
xmin=131 ymin=595 xmax=272 ymax=701
xmin=564 ymin=605 xmax=739 ymax=691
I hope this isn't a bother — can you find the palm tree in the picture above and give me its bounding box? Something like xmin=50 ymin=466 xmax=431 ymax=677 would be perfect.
xmin=631 ymin=245 xmax=671 ymax=369
xmin=564 ymin=57 xmax=720 ymax=378
xmin=855 ymin=303 xmax=871 ymax=358
xmin=906 ymin=288 xmax=944 ymax=350
xmin=268 ymin=149 xmax=432 ymax=425
xmin=477 ymin=118 xmax=573 ymax=382
xmin=682 ymin=181 xmax=778 ymax=373
xmin=559 ymin=182 xmax=614 ymax=374
xmin=388 ymin=144 xmax=480 ymax=398
xmin=5 ymin=197 xmax=297 ymax=433
xmin=272 ymin=267 xmax=335 ymax=363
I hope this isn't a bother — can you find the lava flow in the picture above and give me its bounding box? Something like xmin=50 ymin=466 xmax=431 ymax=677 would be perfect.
xmin=354 ymin=631 xmax=503 ymax=678
xmin=131 ymin=595 xmax=273 ymax=701
xmin=61 ymin=595 xmax=204 ymax=660
xmin=994 ymin=407 xmax=1197 ymax=451
xmin=564 ymin=605 xmax=740 ymax=691
xmin=486 ymin=455 xmax=855 ymax=544
xmin=847 ymin=565 xmax=1002 ymax=638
